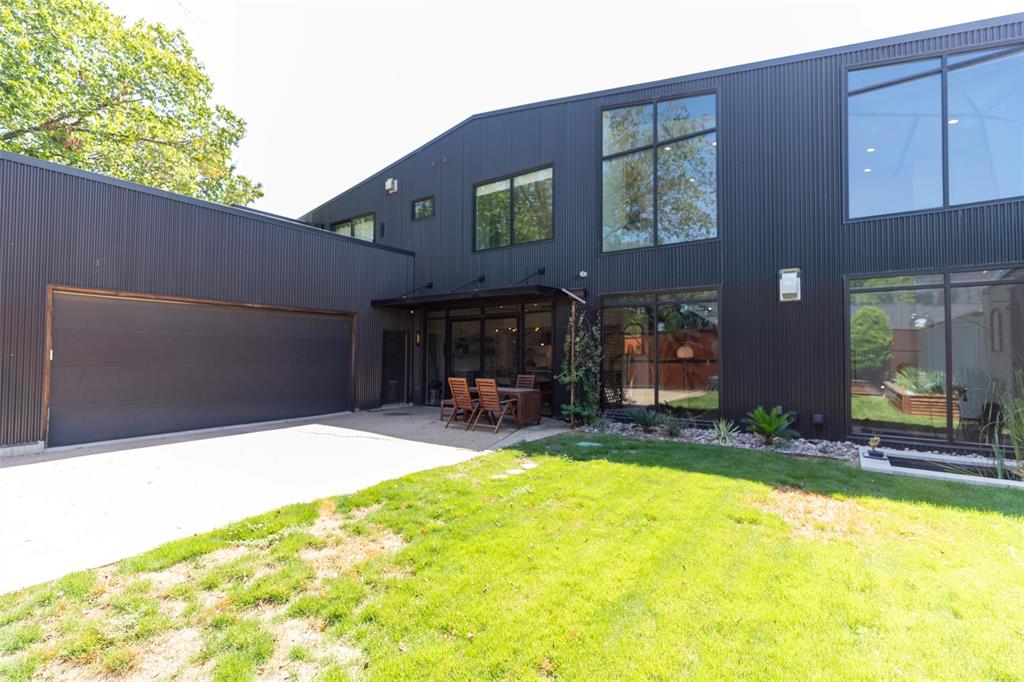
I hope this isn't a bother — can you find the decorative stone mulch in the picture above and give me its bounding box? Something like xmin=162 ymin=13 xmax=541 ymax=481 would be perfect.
xmin=581 ymin=421 xmax=860 ymax=461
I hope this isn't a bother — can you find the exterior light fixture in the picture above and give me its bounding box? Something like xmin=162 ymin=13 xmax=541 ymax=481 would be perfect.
xmin=415 ymin=331 xmax=422 ymax=346
xmin=579 ymin=270 xmax=588 ymax=278
xmin=866 ymin=147 xmax=876 ymax=153
xmin=779 ymin=268 xmax=801 ymax=302
xmin=863 ymin=168 xmax=872 ymax=173
xmin=948 ymin=118 xmax=959 ymax=125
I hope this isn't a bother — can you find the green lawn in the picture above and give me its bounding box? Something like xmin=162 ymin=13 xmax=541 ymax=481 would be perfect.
xmin=2 ymin=437 xmax=1023 ymax=681
xmin=666 ymin=390 xmax=719 ymax=411
xmin=851 ymin=393 xmax=947 ymax=429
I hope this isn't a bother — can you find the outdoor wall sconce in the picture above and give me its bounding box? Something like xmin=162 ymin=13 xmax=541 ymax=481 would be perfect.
xmin=415 ymin=331 xmax=422 ymax=346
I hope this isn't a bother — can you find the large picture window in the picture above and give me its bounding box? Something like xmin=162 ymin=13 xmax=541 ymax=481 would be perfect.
xmin=847 ymin=44 xmax=1024 ymax=218
xmin=849 ymin=268 xmax=1024 ymax=448
xmin=602 ymin=94 xmax=717 ymax=251
xmin=602 ymin=289 xmax=719 ymax=416
xmin=474 ymin=167 xmax=553 ymax=250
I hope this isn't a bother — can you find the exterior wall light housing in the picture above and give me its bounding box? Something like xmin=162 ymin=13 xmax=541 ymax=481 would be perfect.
xmin=779 ymin=268 xmax=801 ymax=302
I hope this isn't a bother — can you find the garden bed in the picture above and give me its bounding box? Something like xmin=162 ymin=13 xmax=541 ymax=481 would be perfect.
xmin=883 ymin=381 xmax=958 ymax=419
xmin=584 ymin=420 xmax=859 ymax=460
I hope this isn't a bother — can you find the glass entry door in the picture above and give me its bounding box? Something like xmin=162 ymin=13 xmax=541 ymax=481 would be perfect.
xmin=482 ymin=317 xmax=519 ymax=385
xmin=450 ymin=319 xmax=482 ymax=383
xmin=426 ymin=302 xmax=554 ymax=414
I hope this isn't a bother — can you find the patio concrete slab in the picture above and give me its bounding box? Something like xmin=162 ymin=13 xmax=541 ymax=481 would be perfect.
xmin=0 ymin=407 xmax=565 ymax=594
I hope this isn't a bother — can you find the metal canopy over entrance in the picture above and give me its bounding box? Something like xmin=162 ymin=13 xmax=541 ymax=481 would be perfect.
xmin=371 ymin=285 xmax=572 ymax=309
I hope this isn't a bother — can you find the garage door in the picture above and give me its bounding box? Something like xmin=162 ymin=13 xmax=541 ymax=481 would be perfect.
xmin=47 ymin=292 xmax=353 ymax=446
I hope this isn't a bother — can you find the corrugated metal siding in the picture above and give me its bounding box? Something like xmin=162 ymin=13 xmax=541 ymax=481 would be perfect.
xmin=302 ymin=16 xmax=1024 ymax=439
xmin=0 ymin=153 xmax=414 ymax=447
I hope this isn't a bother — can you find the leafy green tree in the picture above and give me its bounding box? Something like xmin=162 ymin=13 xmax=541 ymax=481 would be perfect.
xmin=0 ymin=0 xmax=262 ymax=205
xmin=850 ymin=305 xmax=893 ymax=379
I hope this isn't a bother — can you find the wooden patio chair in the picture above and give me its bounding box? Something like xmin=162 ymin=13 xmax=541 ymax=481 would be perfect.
xmin=515 ymin=374 xmax=535 ymax=389
xmin=470 ymin=378 xmax=518 ymax=433
xmin=439 ymin=390 xmax=455 ymax=421
xmin=445 ymin=377 xmax=479 ymax=429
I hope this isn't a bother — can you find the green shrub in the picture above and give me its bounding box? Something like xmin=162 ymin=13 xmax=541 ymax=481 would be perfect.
xmin=630 ymin=407 xmax=664 ymax=432
xmin=743 ymin=407 xmax=798 ymax=445
xmin=659 ymin=419 xmax=682 ymax=438
xmin=850 ymin=306 xmax=892 ymax=378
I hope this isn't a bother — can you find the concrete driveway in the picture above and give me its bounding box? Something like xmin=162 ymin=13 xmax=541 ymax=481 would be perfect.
xmin=0 ymin=407 xmax=565 ymax=594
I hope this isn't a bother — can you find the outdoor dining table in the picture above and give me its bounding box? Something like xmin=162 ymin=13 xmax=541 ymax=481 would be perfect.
xmin=469 ymin=386 xmax=542 ymax=426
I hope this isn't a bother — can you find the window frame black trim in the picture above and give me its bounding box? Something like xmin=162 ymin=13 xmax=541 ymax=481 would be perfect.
xmin=599 ymin=285 xmax=722 ymax=411
xmin=329 ymin=211 xmax=376 ymax=242
xmin=470 ymin=163 xmax=555 ymax=253
xmin=598 ymin=89 xmax=720 ymax=254
xmin=843 ymin=261 xmax=1024 ymax=451
xmin=842 ymin=41 xmax=1024 ymax=223
xmin=411 ymin=196 xmax=435 ymax=222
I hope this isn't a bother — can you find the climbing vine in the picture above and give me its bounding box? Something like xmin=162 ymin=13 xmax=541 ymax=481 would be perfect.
xmin=556 ymin=304 xmax=603 ymax=426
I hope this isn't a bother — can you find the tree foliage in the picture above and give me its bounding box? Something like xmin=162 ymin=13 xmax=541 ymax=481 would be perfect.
xmin=850 ymin=305 xmax=893 ymax=378
xmin=0 ymin=0 xmax=262 ymax=205
xmin=556 ymin=305 xmax=602 ymax=426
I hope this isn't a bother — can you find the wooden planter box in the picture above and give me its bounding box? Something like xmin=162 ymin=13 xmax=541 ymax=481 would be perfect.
xmin=883 ymin=381 xmax=959 ymax=419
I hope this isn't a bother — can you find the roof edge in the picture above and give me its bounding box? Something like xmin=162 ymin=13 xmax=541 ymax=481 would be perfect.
xmin=300 ymin=12 xmax=1024 ymax=220
xmin=0 ymin=150 xmax=415 ymax=257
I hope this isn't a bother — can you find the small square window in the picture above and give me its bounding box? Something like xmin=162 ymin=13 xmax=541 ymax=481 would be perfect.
xmin=412 ymin=197 xmax=435 ymax=221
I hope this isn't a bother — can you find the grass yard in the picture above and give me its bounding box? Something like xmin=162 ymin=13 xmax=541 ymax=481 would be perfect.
xmin=1 ymin=436 xmax=1023 ymax=681
xmin=666 ymin=390 xmax=719 ymax=412
xmin=851 ymin=394 xmax=947 ymax=430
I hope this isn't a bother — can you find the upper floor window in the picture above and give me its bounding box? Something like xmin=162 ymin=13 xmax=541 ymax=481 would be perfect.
xmin=601 ymin=93 xmax=717 ymax=252
xmin=330 ymin=212 xmax=374 ymax=241
xmin=412 ymin=197 xmax=434 ymax=221
xmin=474 ymin=167 xmax=553 ymax=250
xmin=847 ymin=45 xmax=1024 ymax=219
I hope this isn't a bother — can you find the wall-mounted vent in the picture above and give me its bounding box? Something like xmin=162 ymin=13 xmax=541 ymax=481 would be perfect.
xmin=384 ymin=178 xmax=398 ymax=195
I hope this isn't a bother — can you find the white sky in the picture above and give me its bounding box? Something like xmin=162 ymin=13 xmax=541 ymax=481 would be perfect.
xmin=101 ymin=0 xmax=1023 ymax=218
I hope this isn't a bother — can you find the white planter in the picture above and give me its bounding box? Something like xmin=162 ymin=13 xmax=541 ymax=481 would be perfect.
xmin=858 ymin=446 xmax=1024 ymax=489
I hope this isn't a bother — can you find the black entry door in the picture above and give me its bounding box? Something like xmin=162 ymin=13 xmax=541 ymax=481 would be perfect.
xmin=48 ymin=292 xmax=353 ymax=446
xmin=381 ymin=330 xmax=408 ymax=404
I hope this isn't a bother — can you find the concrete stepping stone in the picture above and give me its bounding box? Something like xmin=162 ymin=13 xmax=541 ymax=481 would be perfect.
xmin=576 ymin=442 xmax=602 ymax=447
xmin=521 ymin=461 xmax=538 ymax=469
xmin=489 ymin=474 xmax=508 ymax=479
xmin=505 ymin=468 xmax=525 ymax=475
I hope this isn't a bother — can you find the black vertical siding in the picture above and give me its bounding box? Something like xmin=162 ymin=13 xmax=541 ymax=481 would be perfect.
xmin=0 ymin=153 xmax=415 ymax=447
xmin=302 ymin=15 xmax=1024 ymax=440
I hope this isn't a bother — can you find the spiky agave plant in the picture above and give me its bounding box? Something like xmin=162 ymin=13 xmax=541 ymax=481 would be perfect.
xmin=712 ymin=418 xmax=740 ymax=445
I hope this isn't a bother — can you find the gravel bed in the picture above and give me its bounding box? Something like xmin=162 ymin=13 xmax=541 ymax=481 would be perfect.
xmin=581 ymin=421 xmax=860 ymax=461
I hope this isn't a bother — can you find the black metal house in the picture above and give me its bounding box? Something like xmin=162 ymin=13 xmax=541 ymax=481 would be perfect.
xmin=2 ymin=14 xmax=1024 ymax=453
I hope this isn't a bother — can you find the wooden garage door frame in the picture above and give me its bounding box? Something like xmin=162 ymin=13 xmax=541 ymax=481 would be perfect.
xmin=41 ymin=284 xmax=357 ymax=444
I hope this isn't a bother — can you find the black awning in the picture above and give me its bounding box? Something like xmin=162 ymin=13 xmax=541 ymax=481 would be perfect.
xmin=372 ymin=285 xmax=578 ymax=308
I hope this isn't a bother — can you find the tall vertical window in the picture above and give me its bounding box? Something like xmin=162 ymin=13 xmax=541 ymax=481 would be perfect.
xmin=330 ymin=213 xmax=375 ymax=242
xmin=847 ymin=44 xmax=1024 ymax=218
xmin=473 ymin=167 xmax=553 ymax=250
xmin=602 ymin=289 xmax=719 ymax=416
xmin=849 ymin=268 xmax=1024 ymax=448
xmin=947 ymin=51 xmax=1024 ymax=205
xmin=602 ymin=94 xmax=717 ymax=251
